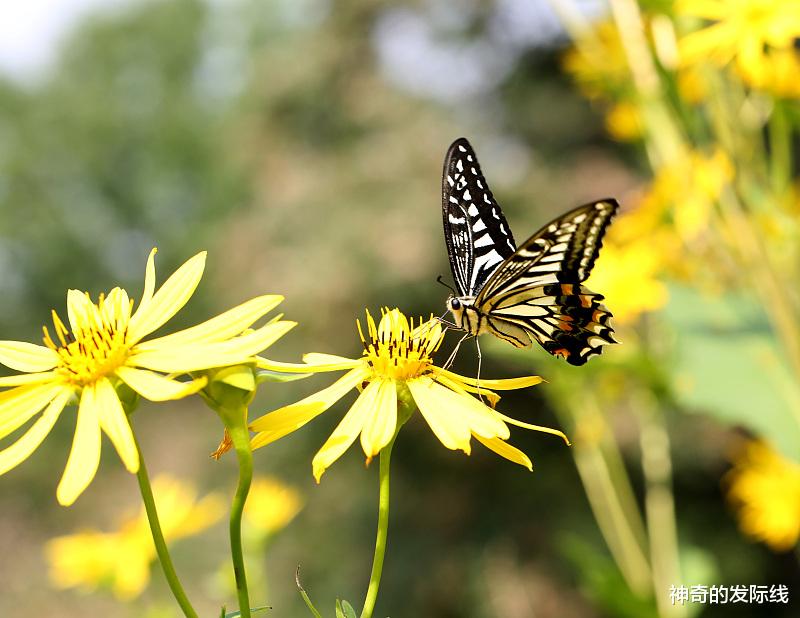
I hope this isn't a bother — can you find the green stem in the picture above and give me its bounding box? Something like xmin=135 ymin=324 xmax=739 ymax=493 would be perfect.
xmin=360 ymin=436 xmax=395 ymax=618
xmin=636 ymin=396 xmax=685 ymax=618
xmin=228 ymin=420 xmax=254 ymax=618
xmin=134 ymin=435 xmax=199 ymax=618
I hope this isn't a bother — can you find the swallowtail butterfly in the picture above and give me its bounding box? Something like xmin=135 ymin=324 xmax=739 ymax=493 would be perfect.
xmin=441 ymin=137 xmax=618 ymax=366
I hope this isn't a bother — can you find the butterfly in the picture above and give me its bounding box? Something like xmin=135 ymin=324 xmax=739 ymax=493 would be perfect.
xmin=441 ymin=137 xmax=618 ymax=366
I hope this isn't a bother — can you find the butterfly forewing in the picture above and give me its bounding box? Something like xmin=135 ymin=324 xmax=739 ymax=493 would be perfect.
xmin=476 ymin=200 xmax=619 ymax=365
xmin=477 ymin=201 xmax=617 ymax=301
xmin=442 ymin=138 xmax=516 ymax=296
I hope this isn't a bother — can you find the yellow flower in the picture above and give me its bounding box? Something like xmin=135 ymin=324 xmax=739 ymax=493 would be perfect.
xmin=604 ymin=101 xmax=644 ymax=142
xmin=645 ymin=148 xmax=734 ymax=240
xmin=252 ymin=308 xmax=568 ymax=482
xmin=585 ymin=234 xmax=669 ymax=325
xmin=726 ymin=440 xmax=800 ymax=551
xmin=244 ymin=476 xmax=303 ymax=537
xmin=738 ymin=48 xmax=800 ymax=99
xmin=677 ymin=0 xmax=800 ymax=80
xmin=562 ymin=20 xmax=633 ymax=103
xmin=45 ymin=475 xmax=225 ymax=599
xmin=0 ymin=249 xmax=294 ymax=505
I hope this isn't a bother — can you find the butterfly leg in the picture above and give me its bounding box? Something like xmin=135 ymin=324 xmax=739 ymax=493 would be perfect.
xmin=442 ymin=332 xmax=471 ymax=372
xmin=475 ymin=337 xmax=485 ymax=403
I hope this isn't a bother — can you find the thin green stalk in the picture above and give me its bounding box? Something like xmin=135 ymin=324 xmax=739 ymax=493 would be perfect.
xmin=134 ymin=435 xmax=199 ymax=618
xmin=769 ymin=100 xmax=792 ymax=195
xmin=229 ymin=420 xmax=254 ymax=618
xmin=555 ymin=390 xmax=652 ymax=596
xmin=636 ymin=396 xmax=684 ymax=618
xmin=361 ymin=436 xmax=395 ymax=618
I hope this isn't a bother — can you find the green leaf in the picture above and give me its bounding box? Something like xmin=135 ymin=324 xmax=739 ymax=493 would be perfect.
xmin=665 ymin=285 xmax=800 ymax=461
xmin=256 ymin=369 xmax=312 ymax=384
xmin=296 ymin=566 xmax=323 ymax=618
xmin=336 ymin=599 xmax=357 ymax=618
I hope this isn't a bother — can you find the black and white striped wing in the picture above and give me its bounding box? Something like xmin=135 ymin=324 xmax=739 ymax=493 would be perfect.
xmin=476 ymin=200 xmax=619 ymax=365
xmin=442 ymin=138 xmax=516 ymax=297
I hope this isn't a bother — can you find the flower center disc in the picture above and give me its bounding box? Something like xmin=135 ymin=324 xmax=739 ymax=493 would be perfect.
xmin=43 ymin=290 xmax=133 ymax=386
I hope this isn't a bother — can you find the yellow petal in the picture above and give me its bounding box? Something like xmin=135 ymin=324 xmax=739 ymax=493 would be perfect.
xmin=312 ymin=383 xmax=378 ymax=482
xmin=138 ymin=248 xmax=158 ymax=313
xmin=250 ymin=366 xmax=369 ymax=446
xmin=0 ymin=389 xmax=71 ymax=475
xmin=0 ymin=383 xmax=68 ymax=440
xmin=127 ymin=251 xmax=207 ymax=343
xmin=95 ymin=378 xmax=138 ymax=473
xmin=0 ymin=341 xmax=59 ymax=372
xmin=421 ymin=378 xmax=509 ymax=440
xmin=116 ymin=366 xmax=207 ymax=402
xmin=0 ymin=371 xmax=59 ymax=387
xmin=134 ymin=295 xmax=284 ymax=351
xmin=256 ymin=357 xmax=334 ymax=374
xmin=250 ymin=404 xmax=329 ymax=450
xmin=495 ymin=411 xmax=571 ymax=445
xmin=474 ymin=435 xmax=533 ymax=471
xmin=407 ymin=377 xmax=472 ymax=453
xmin=66 ymin=289 xmax=99 ymax=335
xmin=433 ymin=372 xmax=500 ymax=408
xmin=57 ymin=385 xmax=102 ymax=506
xmin=301 ymin=353 xmax=363 ymax=371
xmin=433 ymin=367 xmax=544 ymax=390
xmin=128 ymin=321 xmax=295 ymax=373
xmin=359 ymin=379 xmax=397 ymax=458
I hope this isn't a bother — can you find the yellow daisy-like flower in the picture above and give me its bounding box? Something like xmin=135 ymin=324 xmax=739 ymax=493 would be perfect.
xmin=45 ymin=474 xmax=225 ymax=600
xmin=677 ymin=0 xmax=800 ymax=80
xmin=0 ymin=249 xmax=294 ymax=505
xmin=726 ymin=440 xmax=800 ymax=552
xmin=252 ymin=308 xmax=568 ymax=482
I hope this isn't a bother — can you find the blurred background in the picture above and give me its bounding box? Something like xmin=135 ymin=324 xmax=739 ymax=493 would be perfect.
xmin=1 ymin=0 xmax=799 ymax=616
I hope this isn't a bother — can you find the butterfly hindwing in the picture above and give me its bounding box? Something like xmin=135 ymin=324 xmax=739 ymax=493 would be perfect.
xmin=442 ymin=138 xmax=516 ymax=296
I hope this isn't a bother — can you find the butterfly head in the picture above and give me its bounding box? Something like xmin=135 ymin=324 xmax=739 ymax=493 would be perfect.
xmin=446 ymin=295 xmax=476 ymax=332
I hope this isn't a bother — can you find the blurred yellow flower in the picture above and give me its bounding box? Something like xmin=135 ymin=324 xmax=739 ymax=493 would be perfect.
xmin=677 ymin=0 xmax=800 ymax=81
xmin=45 ymin=475 xmax=225 ymax=599
xmin=562 ymin=19 xmax=646 ymax=142
xmin=253 ymin=308 xmax=567 ymax=482
xmin=645 ymin=148 xmax=734 ymax=240
xmin=0 ymin=249 xmax=294 ymax=506
xmin=605 ymin=101 xmax=644 ymax=142
xmin=586 ymin=234 xmax=669 ymax=325
xmin=726 ymin=440 xmax=800 ymax=551
xmin=244 ymin=476 xmax=303 ymax=537
xmin=562 ymin=20 xmax=632 ymax=102
xmin=738 ymin=48 xmax=800 ymax=98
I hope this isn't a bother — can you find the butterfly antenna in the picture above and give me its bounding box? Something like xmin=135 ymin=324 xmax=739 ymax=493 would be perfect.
xmin=436 ymin=275 xmax=457 ymax=295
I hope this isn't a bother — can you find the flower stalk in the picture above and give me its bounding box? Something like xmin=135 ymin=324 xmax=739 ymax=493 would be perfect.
xmin=228 ymin=419 xmax=255 ymax=618
xmin=134 ymin=433 xmax=199 ymax=618
xmin=360 ymin=434 xmax=395 ymax=618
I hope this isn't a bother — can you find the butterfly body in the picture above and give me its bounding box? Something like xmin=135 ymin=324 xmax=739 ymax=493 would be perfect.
xmin=441 ymin=137 xmax=618 ymax=366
